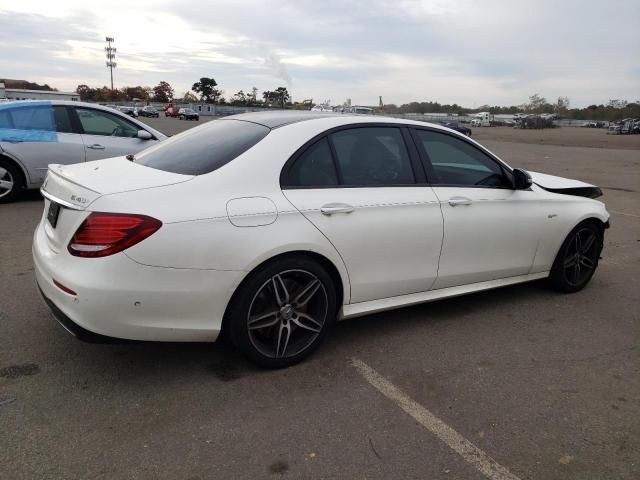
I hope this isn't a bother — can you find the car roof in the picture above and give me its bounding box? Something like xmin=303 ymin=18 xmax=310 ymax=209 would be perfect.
xmin=221 ymin=111 xmax=469 ymax=134
xmin=227 ymin=110 xmax=344 ymax=128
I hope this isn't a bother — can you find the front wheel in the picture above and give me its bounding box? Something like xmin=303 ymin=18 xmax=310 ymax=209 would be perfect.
xmin=227 ymin=256 xmax=337 ymax=368
xmin=549 ymin=221 xmax=603 ymax=293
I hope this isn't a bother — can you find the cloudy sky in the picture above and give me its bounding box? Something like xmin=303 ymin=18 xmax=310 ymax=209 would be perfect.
xmin=0 ymin=0 xmax=638 ymax=107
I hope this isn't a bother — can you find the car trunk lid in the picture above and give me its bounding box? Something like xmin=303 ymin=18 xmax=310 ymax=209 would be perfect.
xmin=40 ymin=158 xmax=192 ymax=253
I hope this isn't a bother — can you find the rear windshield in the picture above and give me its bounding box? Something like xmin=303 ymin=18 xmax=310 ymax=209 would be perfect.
xmin=135 ymin=119 xmax=270 ymax=175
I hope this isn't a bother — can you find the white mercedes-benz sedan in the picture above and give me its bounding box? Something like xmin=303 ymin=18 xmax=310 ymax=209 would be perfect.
xmin=33 ymin=112 xmax=609 ymax=367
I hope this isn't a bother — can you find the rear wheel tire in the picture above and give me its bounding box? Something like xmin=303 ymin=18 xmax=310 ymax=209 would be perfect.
xmin=0 ymin=159 xmax=23 ymax=204
xmin=227 ymin=256 xmax=337 ymax=368
xmin=549 ymin=221 xmax=603 ymax=293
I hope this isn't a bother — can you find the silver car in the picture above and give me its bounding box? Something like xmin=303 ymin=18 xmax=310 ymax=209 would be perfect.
xmin=0 ymin=100 xmax=166 ymax=202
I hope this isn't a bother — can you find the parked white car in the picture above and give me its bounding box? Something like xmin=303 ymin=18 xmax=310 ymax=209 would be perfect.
xmin=0 ymin=100 xmax=166 ymax=202
xmin=34 ymin=112 xmax=609 ymax=367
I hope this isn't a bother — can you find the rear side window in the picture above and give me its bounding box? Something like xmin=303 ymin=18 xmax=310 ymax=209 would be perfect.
xmin=286 ymin=138 xmax=338 ymax=187
xmin=331 ymin=127 xmax=414 ymax=186
xmin=283 ymin=126 xmax=416 ymax=188
xmin=0 ymin=105 xmax=55 ymax=131
xmin=135 ymin=119 xmax=270 ymax=175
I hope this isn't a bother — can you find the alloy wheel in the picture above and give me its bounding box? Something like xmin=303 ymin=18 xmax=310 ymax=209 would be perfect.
xmin=563 ymin=227 xmax=599 ymax=286
xmin=0 ymin=167 xmax=15 ymax=199
xmin=247 ymin=269 xmax=328 ymax=359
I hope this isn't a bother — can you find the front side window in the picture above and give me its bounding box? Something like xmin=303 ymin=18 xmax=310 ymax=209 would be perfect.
xmin=416 ymin=130 xmax=511 ymax=188
xmin=135 ymin=119 xmax=269 ymax=175
xmin=330 ymin=127 xmax=415 ymax=186
xmin=75 ymin=108 xmax=139 ymax=138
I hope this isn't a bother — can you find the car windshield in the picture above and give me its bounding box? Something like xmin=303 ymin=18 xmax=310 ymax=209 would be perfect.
xmin=135 ymin=119 xmax=270 ymax=175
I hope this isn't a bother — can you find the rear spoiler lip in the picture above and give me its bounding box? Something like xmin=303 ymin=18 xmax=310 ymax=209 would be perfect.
xmin=40 ymin=188 xmax=83 ymax=210
xmin=47 ymin=164 xmax=101 ymax=194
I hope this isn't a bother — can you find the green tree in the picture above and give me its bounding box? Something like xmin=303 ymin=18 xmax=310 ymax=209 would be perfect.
xmin=192 ymin=77 xmax=221 ymax=103
xmin=76 ymin=84 xmax=96 ymax=101
xmin=526 ymin=93 xmax=548 ymax=113
xmin=152 ymin=81 xmax=174 ymax=103
xmin=123 ymin=86 xmax=150 ymax=101
xmin=182 ymin=91 xmax=198 ymax=103
xmin=231 ymin=90 xmax=247 ymax=105
xmin=554 ymin=96 xmax=570 ymax=115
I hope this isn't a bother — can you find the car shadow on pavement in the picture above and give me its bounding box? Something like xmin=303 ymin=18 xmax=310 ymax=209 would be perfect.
xmin=9 ymin=189 xmax=43 ymax=204
xmin=323 ymin=279 xmax=553 ymax=356
xmin=48 ymin=279 xmax=552 ymax=384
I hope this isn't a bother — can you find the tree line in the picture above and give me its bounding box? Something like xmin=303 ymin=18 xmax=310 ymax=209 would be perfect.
xmin=68 ymin=80 xmax=640 ymax=121
xmin=380 ymin=94 xmax=640 ymax=121
xmin=75 ymin=77 xmax=293 ymax=108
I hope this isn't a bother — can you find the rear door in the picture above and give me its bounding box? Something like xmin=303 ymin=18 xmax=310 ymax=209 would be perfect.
xmin=0 ymin=103 xmax=85 ymax=186
xmin=72 ymin=107 xmax=158 ymax=161
xmin=282 ymin=125 xmax=444 ymax=304
xmin=412 ymin=128 xmax=543 ymax=289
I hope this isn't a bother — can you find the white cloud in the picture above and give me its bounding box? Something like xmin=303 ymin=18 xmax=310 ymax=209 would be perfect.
xmin=0 ymin=0 xmax=638 ymax=106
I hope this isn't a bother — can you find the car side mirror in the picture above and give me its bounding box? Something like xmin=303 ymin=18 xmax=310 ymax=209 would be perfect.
xmin=513 ymin=168 xmax=533 ymax=190
xmin=137 ymin=130 xmax=153 ymax=140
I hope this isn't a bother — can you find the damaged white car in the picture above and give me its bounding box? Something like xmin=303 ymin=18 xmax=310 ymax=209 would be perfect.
xmin=34 ymin=112 xmax=609 ymax=367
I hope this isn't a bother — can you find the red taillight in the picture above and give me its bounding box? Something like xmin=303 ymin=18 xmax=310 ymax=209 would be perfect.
xmin=68 ymin=212 xmax=162 ymax=258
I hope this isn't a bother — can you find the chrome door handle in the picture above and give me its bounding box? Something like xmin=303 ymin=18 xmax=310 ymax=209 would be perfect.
xmin=448 ymin=196 xmax=473 ymax=206
xmin=87 ymin=144 xmax=105 ymax=150
xmin=320 ymin=203 xmax=355 ymax=216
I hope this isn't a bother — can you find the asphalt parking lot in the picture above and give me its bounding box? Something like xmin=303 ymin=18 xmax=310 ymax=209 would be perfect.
xmin=1 ymin=118 xmax=639 ymax=479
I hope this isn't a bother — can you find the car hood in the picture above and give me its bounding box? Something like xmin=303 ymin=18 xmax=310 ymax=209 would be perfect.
xmin=529 ymin=171 xmax=602 ymax=198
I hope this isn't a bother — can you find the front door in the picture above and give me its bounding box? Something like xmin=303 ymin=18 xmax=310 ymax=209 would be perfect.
xmin=282 ymin=126 xmax=444 ymax=304
xmin=73 ymin=107 xmax=157 ymax=161
xmin=412 ymin=128 xmax=543 ymax=289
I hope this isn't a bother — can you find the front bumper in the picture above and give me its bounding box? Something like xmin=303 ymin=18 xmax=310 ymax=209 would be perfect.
xmin=33 ymin=220 xmax=244 ymax=342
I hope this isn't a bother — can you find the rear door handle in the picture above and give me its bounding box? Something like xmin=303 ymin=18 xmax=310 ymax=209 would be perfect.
xmin=448 ymin=196 xmax=473 ymax=206
xmin=87 ymin=144 xmax=105 ymax=150
xmin=320 ymin=203 xmax=355 ymax=216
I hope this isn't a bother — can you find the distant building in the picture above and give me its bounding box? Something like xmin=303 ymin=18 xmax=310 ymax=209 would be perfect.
xmin=0 ymin=82 xmax=79 ymax=101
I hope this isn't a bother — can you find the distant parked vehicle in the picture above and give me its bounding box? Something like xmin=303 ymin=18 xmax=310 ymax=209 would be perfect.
xmin=164 ymin=104 xmax=181 ymax=117
xmin=118 ymin=106 xmax=137 ymax=118
xmin=471 ymin=112 xmax=494 ymax=127
xmin=138 ymin=106 xmax=160 ymax=118
xmin=179 ymin=108 xmax=199 ymax=121
xmin=607 ymin=122 xmax=622 ymax=134
xmin=443 ymin=122 xmax=471 ymax=136
xmin=0 ymin=100 xmax=166 ymax=202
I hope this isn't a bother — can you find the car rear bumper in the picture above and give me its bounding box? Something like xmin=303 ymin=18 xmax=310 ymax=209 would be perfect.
xmin=37 ymin=284 xmax=125 ymax=343
xmin=33 ymin=219 xmax=244 ymax=342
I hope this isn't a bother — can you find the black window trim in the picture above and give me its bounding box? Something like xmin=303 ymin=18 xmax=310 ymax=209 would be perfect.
xmin=53 ymin=106 xmax=80 ymax=134
xmin=409 ymin=126 xmax=516 ymax=190
xmin=280 ymin=123 xmax=428 ymax=189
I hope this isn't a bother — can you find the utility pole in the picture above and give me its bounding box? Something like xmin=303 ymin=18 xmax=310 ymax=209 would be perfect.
xmin=105 ymin=37 xmax=117 ymax=92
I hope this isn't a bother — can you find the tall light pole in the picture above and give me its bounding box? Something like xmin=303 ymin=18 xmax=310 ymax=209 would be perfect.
xmin=105 ymin=37 xmax=117 ymax=92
